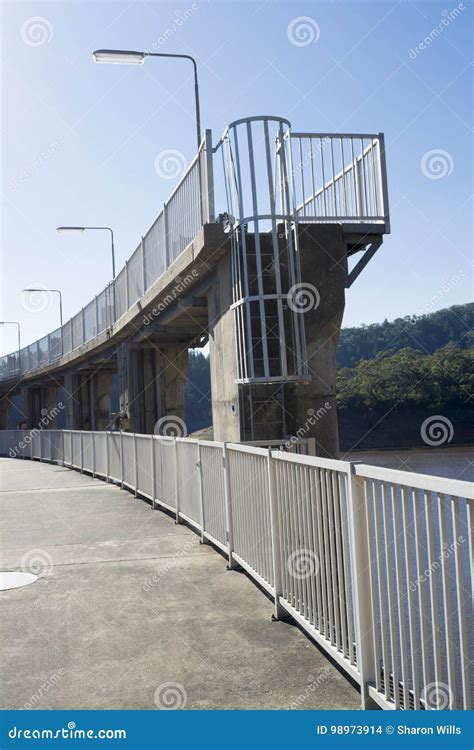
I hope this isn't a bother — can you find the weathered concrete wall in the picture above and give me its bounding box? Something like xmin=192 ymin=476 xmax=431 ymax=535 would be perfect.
xmin=94 ymin=371 xmax=113 ymax=431
xmin=207 ymin=252 xmax=240 ymax=443
xmin=288 ymin=224 xmax=347 ymax=458
xmin=208 ymin=225 xmax=347 ymax=456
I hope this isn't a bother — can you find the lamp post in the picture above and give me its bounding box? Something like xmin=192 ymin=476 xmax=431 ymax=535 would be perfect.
xmin=56 ymin=226 xmax=115 ymax=279
xmin=92 ymin=49 xmax=202 ymax=152
xmin=0 ymin=321 xmax=21 ymax=375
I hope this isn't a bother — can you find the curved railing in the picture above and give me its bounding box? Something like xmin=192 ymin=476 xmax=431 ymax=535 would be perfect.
xmin=0 ymin=133 xmax=214 ymax=382
xmin=0 ymin=428 xmax=471 ymax=711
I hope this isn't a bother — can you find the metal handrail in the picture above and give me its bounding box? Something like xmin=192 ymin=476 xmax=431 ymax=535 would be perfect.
xmin=0 ymin=427 xmax=471 ymax=712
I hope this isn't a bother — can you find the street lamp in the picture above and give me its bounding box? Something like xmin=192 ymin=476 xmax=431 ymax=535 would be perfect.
xmin=56 ymin=226 xmax=116 ymax=279
xmin=0 ymin=321 xmax=21 ymax=374
xmin=92 ymin=49 xmax=202 ymax=152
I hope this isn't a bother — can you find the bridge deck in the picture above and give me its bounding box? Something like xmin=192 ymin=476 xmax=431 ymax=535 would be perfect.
xmin=0 ymin=458 xmax=359 ymax=710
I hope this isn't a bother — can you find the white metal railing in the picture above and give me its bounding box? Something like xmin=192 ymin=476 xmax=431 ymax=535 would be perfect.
xmin=1 ymin=429 xmax=471 ymax=711
xmin=289 ymin=133 xmax=390 ymax=230
xmin=0 ymin=132 xmax=214 ymax=382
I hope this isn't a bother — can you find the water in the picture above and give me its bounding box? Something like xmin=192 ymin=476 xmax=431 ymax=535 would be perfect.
xmin=345 ymin=444 xmax=473 ymax=482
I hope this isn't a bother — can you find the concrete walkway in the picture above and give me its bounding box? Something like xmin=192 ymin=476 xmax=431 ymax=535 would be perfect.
xmin=0 ymin=458 xmax=359 ymax=710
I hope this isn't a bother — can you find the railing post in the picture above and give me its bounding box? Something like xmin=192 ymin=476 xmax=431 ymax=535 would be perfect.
xmin=202 ymin=129 xmax=215 ymax=223
xmin=92 ymin=431 xmax=96 ymax=477
xmin=81 ymin=308 xmax=85 ymax=345
xmin=174 ymin=438 xmax=180 ymax=523
xmin=70 ymin=430 xmax=73 ymax=468
xmin=267 ymin=449 xmax=286 ymax=620
xmin=80 ymin=431 xmax=84 ymax=473
xmin=378 ymin=133 xmax=390 ymax=234
xmin=125 ymin=260 xmax=130 ymax=310
xmin=133 ymin=432 xmax=138 ymax=497
xmin=150 ymin=435 xmax=156 ymax=510
xmin=197 ymin=441 xmax=206 ymax=541
xmin=223 ymin=443 xmax=237 ymax=570
xmin=106 ymin=431 xmax=110 ymax=482
xmin=346 ymin=464 xmax=378 ymax=709
xmin=141 ymin=236 xmax=147 ymax=294
xmin=39 ymin=428 xmax=43 ymax=462
xmin=308 ymin=437 xmax=316 ymax=457
xmin=163 ymin=203 xmax=170 ymax=268
xmin=120 ymin=429 xmax=124 ymax=489
xmin=95 ymin=295 xmax=99 ymax=337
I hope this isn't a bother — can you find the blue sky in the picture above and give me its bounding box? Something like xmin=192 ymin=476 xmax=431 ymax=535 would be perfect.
xmin=1 ymin=0 xmax=472 ymax=355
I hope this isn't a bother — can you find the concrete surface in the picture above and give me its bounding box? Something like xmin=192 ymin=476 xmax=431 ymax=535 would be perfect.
xmin=0 ymin=458 xmax=360 ymax=710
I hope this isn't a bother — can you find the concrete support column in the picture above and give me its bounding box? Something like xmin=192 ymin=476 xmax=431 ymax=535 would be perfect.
xmin=63 ymin=372 xmax=81 ymax=429
xmin=208 ymin=225 xmax=346 ymax=456
xmin=287 ymin=224 xmax=347 ymax=458
xmin=93 ymin=371 xmax=113 ymax=431
xmin=155 ymin=346 xmax=189 ymax=435
xmin=117 ymin=343 xmax=138 ymax=432
xmin=117 ymin=341 xmax=189 ymax=434
xmin=0 ymin=394 xmax=12 ymax=430
xmin=207 ymin=252 xmax=240 ymax=442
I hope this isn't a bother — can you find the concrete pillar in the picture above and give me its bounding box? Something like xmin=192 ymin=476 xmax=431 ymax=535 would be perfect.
xmin=117 ymin=342 xmax=188 ymax=434
xmin=286 ymin=224 xmax=347 ymax=458
xmin=153 ymin=346 xmax=189 ymax=435
xmin=0 ymin=394 xmax=12 ymax=430
xmin=208 ymin=224 xmax=346 ymax=456
xmin=117 ymin=343 xmax=138 ymax=432
xmin=93 ymin=371 xmax=113 ymax=431
xmin=63 ymin=372 xmax=81 ymax=429
xmin=207 ymin=252 xmax=240 ymax=442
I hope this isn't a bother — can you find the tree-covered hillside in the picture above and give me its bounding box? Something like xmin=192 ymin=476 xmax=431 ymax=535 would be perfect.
xmin=337 ymin=303 xmax=473 ymax=368
xmin=336 ymin=344 xmax=473 ymax=412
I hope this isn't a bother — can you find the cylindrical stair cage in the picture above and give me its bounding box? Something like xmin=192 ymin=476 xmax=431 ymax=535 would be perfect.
xmin=217 ymin=116 xmax=310 ymax=384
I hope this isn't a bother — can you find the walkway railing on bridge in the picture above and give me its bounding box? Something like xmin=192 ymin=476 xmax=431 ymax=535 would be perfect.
xmin=0 ymin=117 xmax=389 ymax=384
xmin=1 ymin=428 xmax=471 ymax=712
